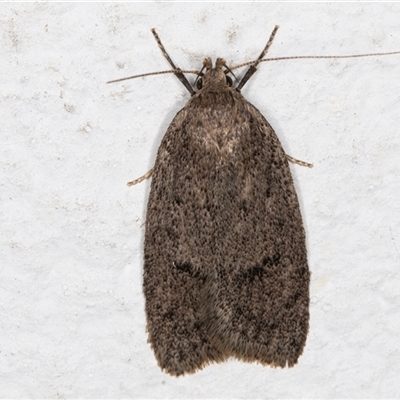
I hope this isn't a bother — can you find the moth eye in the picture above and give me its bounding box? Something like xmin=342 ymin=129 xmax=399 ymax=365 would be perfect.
xmin=226 ymin=75 xmax=233 ymax=87
xmin=196 ymin=78 xmax=203 ymax=90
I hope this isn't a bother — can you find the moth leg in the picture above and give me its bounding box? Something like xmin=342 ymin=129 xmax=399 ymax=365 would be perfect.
xmin=151 ymin=29 xmax=195 ymax=96
xmin=127 ymin=168 xmax=154 ymax=186
xmin=286 ymin=154 xmax=313 ymax=168
xmin=236 ymin=25 xmax=279 ymax=92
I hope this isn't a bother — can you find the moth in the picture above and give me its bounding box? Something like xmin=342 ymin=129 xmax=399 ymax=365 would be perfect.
xmin=109 ymin=27 xmax=400 ymax=376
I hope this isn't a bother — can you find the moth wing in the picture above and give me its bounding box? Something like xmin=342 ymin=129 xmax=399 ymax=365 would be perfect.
xmin=204 ymin=101 xmax=310 ymax=368
xmin=143 ymin=108 xmax=226 ymax=376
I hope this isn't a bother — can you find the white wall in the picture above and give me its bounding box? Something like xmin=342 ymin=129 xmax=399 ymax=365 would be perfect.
xmin=1 ymin=3 xmax=400 ymax=398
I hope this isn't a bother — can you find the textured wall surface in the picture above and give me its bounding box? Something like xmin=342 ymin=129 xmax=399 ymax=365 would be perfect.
xmin=1 ymin=3 xmax=400 ymax=398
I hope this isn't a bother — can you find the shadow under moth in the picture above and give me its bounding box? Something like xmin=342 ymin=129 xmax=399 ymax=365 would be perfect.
xmin=109 ymin=26 xmax=400 ymax=376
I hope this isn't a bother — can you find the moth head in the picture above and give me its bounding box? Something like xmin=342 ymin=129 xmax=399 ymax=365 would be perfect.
xmin=196 ymin=57 xmax=233 ymax=90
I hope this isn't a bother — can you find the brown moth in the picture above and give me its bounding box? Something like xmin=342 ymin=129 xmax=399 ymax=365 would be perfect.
xmin=109 ymin=27 xmax=400 ymax=376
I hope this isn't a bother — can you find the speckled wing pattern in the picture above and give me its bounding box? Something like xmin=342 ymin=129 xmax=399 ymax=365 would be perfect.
xmin=144 ymin=85 xmax=310 ymax=376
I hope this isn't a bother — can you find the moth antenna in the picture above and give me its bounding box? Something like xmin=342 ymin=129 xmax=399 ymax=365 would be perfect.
xmin=223 ymin=64 xmax=239 ymax=85
xmin=236 ymin=25 xmax=279 ymax=92
xmin=151 ymin=28 xmax=195 ymax=96
xmin=194 ymin=63 xmax=207 ymax=90
xmin=107 ymin=69 xmax=199 ymax=84
xmin=286 ymin=154 xmax=313 ymax=168
xmin=127 ymin=168 xmax=154 ymax=187
xmin=232 ymin=51 xmax=400 ymax=71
